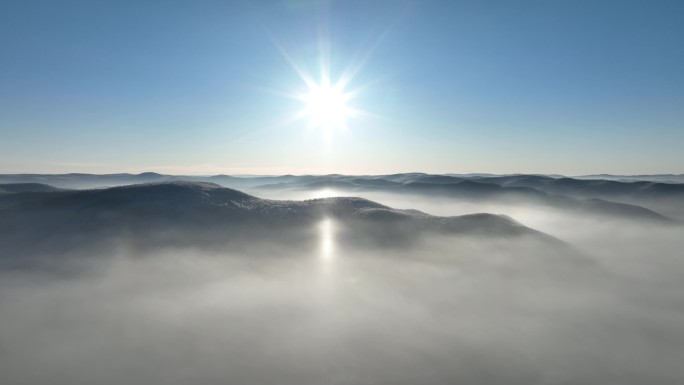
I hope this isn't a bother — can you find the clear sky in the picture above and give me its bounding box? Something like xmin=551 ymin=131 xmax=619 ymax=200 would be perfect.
xmin=1 ymin=0 xmax=682 ymax=175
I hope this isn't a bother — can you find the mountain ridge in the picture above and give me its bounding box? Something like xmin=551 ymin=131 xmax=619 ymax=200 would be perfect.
xmin=0 ymin=181 xmax=561 ymax=262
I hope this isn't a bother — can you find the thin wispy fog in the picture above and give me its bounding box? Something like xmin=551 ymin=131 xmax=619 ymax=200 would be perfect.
xmin=1 ymin=186 xmax=683 ymax=385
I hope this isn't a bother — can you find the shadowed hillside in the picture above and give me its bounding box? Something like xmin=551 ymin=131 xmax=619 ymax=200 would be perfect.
xmin=0 ymin=183 xmax=63 ymax=194
xmin=0 ymin=182 xmax=562 ymax=264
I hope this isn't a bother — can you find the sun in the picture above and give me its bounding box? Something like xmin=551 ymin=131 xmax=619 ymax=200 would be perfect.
xmin=301 ymin=80 xmax=352 ymax=131
xmin=273 ymin=35 xmax=377 ymax=139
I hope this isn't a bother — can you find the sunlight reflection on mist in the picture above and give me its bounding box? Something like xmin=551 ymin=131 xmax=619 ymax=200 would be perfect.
xmin=316 ymin=218 xmax=338 ymax=294
xmin=319 ymin=218 xmax=335 ymax=259
xmin=312 ymin=189 xmax=342 ymax=199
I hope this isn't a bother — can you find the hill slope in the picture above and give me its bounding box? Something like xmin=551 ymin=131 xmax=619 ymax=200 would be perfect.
xmin=0 ymin=182 xmax=558 ymax=261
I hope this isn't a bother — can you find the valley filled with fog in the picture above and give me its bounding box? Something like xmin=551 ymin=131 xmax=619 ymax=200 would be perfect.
xmin=1 ymin=174 xmax=683 ymax=384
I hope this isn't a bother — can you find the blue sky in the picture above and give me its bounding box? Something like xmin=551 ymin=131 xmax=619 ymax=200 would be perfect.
xmin=1 ymin=0 xmax=682 ymax=175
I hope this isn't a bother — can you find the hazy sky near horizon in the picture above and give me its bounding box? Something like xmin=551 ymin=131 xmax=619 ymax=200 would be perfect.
xmin=1 ymin=0 xmax=682 ymax=175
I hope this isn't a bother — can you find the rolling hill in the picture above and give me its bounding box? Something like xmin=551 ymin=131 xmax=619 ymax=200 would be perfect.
xmin=0 ymin=182 xmax=561 ymax=264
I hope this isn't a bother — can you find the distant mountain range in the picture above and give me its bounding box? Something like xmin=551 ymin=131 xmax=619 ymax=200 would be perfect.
xmin=253 ymin=175 xmax=681 ymax=221
xmin=2 ymin=172 xmax=682 ymax=222
xmin=2 ymin=172 xmax=683 ymax=189
xmin=574 ymin=174 xmax=684 ymax=183
xmin=0 ymin=182 xmax=560 ymax=264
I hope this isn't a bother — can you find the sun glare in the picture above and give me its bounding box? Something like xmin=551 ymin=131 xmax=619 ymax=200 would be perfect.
xmin=302 ymin=82 xmax=351 ymax=130
xmin=273 ymin=32 xmax=380 ymax=140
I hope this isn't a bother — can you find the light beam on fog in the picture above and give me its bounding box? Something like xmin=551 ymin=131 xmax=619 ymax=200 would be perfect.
xmin=312 ymin=189 xmax=341 ymax=199
xmin=316 ymin=218 xmax=338 ymax=291
xmin=319 ymin=218 xmax=335 ymax=259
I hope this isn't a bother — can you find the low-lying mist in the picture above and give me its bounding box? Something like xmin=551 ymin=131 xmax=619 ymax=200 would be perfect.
xmin=1 ymin=191 xmax=683 ymax=384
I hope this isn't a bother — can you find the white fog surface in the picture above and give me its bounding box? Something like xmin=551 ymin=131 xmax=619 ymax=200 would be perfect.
xmin=1 ymin=188 xmax=683 ymax=384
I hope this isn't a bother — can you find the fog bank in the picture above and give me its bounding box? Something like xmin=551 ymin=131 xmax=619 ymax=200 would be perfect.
xmin=1 ymin=184 xmax=683 ymax=384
